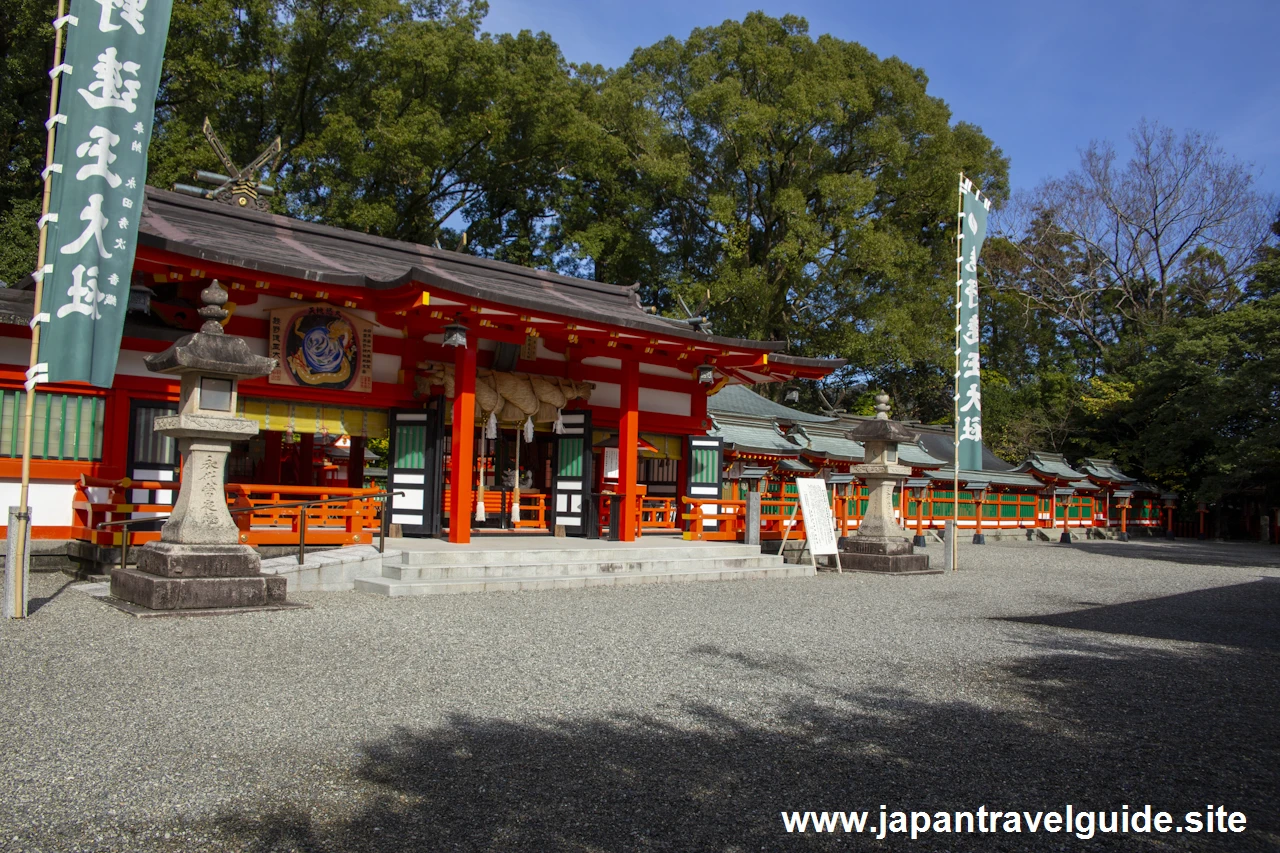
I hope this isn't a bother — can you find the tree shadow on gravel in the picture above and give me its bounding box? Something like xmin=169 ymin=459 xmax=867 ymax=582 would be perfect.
xmin=1072 ymin=540 xmax=1280 ymax=569
xmin=1004 ymin=576 xmax=1280 ymax=651
xmin=216 ymin=644 xmax=1279 ymax=851
xmin=27 ymin=575 xmax=76 ymax=614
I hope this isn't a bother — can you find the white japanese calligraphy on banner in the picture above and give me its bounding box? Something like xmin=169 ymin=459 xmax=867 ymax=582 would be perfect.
xmin=956 ymin=175 xmax=991 ymax=472
xmin=38 ymin=0 xmax=173 ymax=387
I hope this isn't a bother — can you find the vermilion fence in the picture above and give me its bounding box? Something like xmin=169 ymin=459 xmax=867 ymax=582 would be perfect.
xmin=73 ymin=476 xmax=384 ymax=549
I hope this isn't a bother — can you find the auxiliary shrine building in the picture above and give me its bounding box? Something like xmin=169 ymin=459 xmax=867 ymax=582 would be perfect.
xmin=0 ymin=187 xmax=1173 ymax=557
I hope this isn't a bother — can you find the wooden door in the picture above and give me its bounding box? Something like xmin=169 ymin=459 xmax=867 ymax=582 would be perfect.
xmin=127 ymin=400 xmax=179 ymax=508
xmin=387 ymin=401 xmax=444 ymax=537
xmin=550 ymin=410 xmax=594 ymax=537
xmin=686 ymin=435 xmax=724 ymax=531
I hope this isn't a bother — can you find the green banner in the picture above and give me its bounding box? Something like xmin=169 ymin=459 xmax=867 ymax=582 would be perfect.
xmin=37 ymin=0 xmax=173 ymax=387
xmin=956 ymin=175 xmax=990 ymax=472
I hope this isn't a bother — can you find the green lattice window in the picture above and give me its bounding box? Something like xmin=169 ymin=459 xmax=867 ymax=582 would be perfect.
xmin=0 ymin=390 xmax=104 ymax=461
xmin=557 ymin=438 xmax=584 ymax=477
xmin=394 ymin=424 xmax=427 ymax=469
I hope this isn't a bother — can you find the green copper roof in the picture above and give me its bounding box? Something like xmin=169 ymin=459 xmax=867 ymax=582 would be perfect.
xmin=707 ymin=384 xmax=836 ymax=423
xmin=1080 ymin=457 xmax=1137 ymax=483
xmin=1017 ymin=451 xmax=1088 ymax=481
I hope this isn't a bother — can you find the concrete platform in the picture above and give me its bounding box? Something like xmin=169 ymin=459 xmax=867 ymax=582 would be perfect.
xmin=355 ymin=538 xmax=810 ymax=596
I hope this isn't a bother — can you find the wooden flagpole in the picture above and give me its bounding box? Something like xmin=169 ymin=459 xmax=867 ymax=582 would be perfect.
xmin=9 ymin=0 xmax=68 ymax=618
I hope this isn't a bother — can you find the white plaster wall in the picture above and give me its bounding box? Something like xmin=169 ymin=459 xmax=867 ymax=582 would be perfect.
xmin=0 ymin=337 xmax=28 ymax=366
xmin=592 ymin=382 xmax=620 ymax=409
xmin=115 ymin=348 xmax=155 ymax=378
xmin=639 ymin=363 xmax=691 ymax=380
xmin=640 ymin=387 xmax=690 ymax=416
xmin=0 ymin=480 xmax=75 ymax=527
xmin=373 ymin=353 xmax=401 ymax=384
xmin=584 ymin=384 xmax=689 ymax=416
xmin=581 ymin=356 xmax=622 ymax=370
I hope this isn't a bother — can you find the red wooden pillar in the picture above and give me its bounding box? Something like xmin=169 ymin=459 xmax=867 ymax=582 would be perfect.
xmin=347 ymin=436 xmax=365 ymax=489
xmin=618 ymin=359 xmax=640 ymax=541
xmin=448 ymin=337 xmax=477 ymax=544
xmin=914 ymin=486 xmax=926 ymax=539
xmin=105 ymin=386 xmax=134 ymax=479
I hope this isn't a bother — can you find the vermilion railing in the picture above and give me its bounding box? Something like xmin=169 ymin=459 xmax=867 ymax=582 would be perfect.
xmin=442 ymin=488 xmax=548 ymax=530
xmin=73 ymin=476 xmax=383 ymax=549
xmin=682 ymin=489 xmax=1120 ymax=542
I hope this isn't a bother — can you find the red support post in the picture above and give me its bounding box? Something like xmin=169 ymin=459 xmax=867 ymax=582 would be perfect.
xmin=914 ymin=487 xmax=926 ymax=539
xmin=618 ymin=359 xmax=640 ymax=541
xmin=448 ymin=337 xmax=477 ymax=544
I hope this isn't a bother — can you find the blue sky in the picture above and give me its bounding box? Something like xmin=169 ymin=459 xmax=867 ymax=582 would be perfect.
xmin=480 ymin=0 xmax=1280 ymax=199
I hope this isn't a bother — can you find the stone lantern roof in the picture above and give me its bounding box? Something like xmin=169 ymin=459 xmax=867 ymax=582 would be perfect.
xmin=144 ymin=281 xmax=276 ymax=378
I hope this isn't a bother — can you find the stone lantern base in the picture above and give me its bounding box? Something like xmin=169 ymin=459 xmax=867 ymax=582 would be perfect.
xmin=836 ymin=537 xmax=937 ymax=574
xmin=111 ymin=542 xmax=286 ymax=611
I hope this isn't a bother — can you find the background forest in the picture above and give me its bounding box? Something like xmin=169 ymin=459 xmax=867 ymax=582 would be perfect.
xmin=2 ymin=0 xmax=1276 ymax=509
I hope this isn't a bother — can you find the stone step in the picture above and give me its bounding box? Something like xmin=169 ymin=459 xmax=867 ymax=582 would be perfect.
xmin=394 ymin=542 xmax=763 ymax=568
xmin=354 ymin=562 xmax=813 ymax=596
xmin=383 ymin=554 xmax=784 ymax=581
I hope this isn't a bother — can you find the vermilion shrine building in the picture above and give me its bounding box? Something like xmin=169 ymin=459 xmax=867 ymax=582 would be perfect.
xmin=0 ymin=187 xmax=837 ymax=550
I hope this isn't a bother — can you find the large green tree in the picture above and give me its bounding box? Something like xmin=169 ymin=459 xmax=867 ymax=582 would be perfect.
xmin=0 ymin=0 xmax=55 ymax=286
xmin=586 ymin=14 xmax=1007 ymax=420
xmin=151 ymin=0 xmax=602 ymax=263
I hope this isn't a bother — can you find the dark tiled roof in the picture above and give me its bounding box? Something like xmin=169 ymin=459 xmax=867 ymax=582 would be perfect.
xmin=130 ymin=188 xmax=793 ymax=352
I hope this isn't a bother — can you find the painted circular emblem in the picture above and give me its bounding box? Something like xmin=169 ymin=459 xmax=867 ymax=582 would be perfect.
xmin=285 ymin=308 xmax=357 ymax=389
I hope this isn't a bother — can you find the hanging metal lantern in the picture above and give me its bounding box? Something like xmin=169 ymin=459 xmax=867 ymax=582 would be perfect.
xmin=442 ymin=322 xmax=468 ymax=348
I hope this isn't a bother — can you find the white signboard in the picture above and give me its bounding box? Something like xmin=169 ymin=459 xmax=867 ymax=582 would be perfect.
xmin=795 ymin=477 xmax=838 ymax=556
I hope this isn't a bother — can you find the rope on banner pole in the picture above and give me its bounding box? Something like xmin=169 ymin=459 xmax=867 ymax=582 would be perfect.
xmin=11 ymin=0 xmax=69 ymax=619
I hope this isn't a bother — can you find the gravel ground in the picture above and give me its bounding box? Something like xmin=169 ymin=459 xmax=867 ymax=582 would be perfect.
xmin=1 ymin=538 xmax=1277 ymax=852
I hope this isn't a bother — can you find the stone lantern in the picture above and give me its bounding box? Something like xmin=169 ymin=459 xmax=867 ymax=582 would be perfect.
xmin=838 ymin=395 xmax=933 ymax=573
xmin=728 ymin=462 xmax=771 ymax=546
xmin=110 ymin=280 xmax=287 ymax=612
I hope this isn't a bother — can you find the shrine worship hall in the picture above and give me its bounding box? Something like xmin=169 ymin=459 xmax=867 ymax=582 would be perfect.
xmin=0 ymin=187 xmax=838 ymax=557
